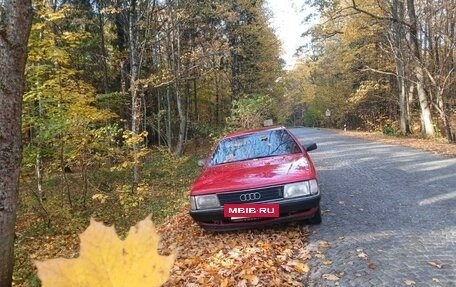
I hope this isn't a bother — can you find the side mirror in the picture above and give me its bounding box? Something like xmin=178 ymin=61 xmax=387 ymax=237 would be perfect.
xmin=304 ymin=143 xmax=317 ymax=152
xmin=197 ymin=159 xmax=207 ymax=167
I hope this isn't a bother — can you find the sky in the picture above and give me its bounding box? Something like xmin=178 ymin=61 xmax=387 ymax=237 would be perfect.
xmin=265 ymin=0 xmax=316 ymax=69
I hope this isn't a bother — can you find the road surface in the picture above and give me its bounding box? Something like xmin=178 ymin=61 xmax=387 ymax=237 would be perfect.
xmin=289 ymin=128 xmax=456 ymax=287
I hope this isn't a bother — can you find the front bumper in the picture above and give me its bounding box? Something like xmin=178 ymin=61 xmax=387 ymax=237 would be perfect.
xmin=189 ymin=194 xmax=320 ymax=231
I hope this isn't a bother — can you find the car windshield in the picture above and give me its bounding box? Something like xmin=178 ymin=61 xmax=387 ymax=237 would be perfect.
xmin=210 ymin=129 xmax=301 ymax=165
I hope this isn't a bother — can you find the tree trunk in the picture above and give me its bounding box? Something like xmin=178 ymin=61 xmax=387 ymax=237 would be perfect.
xmin=193 ymin=79 xmax=198 ymax=120
xmin=170 ymin=0 xmax=186 ymax=156
xmin=391 ymin=0 xmax=411 ymax=135
xmin=157 ymin=91 xmax=161 ymax=146
xmin=407 ymin=82 xmax=414 ymax=128
xmin=166 ymin=86 xmax=172 ymax=151
xmin=0 ymin=0 xmax=33 ymax=285
xmin=415 ymin=67 xmax=434 ymax=136
xmin=229 ymin=0 xmax=241 ymax=101
xmin=35 ymin=154 xmax=44 ymax=202
xmin=398 ymin=73 xmax=410 ymax=134
xmin=174 ymin=61 xmax=186 ymax=156
xmin=406 ymin=0 xmax=434 ymax=137
xmin=35 ymin=91 xmax=45 ymax=201
xmin=436 ymin=90 xmax=453 ymax=142
xmin=214 ymin=67 xmax=220 ymax=125
xmin=129 ymin=0 xmax=141 ymax=188
xmin=95 ymin=0 xmax=109 ymax=94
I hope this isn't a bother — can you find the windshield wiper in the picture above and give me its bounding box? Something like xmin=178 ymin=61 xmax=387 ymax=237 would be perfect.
xmin=235 ymin=155 xmax=276 ymax=162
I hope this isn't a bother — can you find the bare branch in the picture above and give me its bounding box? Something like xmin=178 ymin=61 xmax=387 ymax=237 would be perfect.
xmin=360 ymin=66 xmax=397 ymax=77
xmin=361 ymin=65 xmax=417 ymax=84
xmin=350 ymin=0 xmax=412 ymax=29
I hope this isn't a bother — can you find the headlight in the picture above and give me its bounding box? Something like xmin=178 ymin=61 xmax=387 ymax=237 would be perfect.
xmin=284 ymin=182 xmax=310 ymax=198
xmin=191 ymin=194 xmax=220 ymax=209
xmin=309 ymin=179 xmax=319 ymax=195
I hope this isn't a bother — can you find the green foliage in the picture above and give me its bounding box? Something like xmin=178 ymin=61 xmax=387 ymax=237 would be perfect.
xmin=23 ymin=1 xmax=117 ymax=179
xmin=382 ymin=120 xmax=400 ymax=136
xmin=188 ymin=121 xmax=224 ymax=145
xmin=114 ymin=183 xmax=149 ymax=214
xmin=226 ymin=94 xmax=275 ymax=129
xmin=145 ymin=146 xmax=188 ymax=180
xmin=109 ymin=131 xmax=149 ymax=170
xmin=303 ymin=105 xmax=323 ymax=127
xmin=228 ymin=2 xmax=284 ymax=96
xmin=96 ymin=93 xmax=129 ymax=115
xmin=87 ymin=146 xmax=202 ymax=223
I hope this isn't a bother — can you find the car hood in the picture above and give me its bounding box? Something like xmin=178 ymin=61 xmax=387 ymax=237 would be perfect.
xmin=191 ymin=153 xmax=315 ymax=195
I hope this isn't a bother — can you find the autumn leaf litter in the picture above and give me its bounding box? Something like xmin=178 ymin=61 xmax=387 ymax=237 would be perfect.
xmin=157 ymin=209 xmax=311 ymax=286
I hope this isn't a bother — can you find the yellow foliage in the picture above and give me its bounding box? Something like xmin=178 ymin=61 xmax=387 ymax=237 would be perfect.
xmin=35 ymin=216 xmax=175 ymax=287
xmin=91 ymin=193 xmax=108 ymax=203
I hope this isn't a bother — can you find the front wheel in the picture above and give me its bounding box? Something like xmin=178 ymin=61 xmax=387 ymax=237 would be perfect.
xmin=308 ymin=207 xmax=322 ymax=225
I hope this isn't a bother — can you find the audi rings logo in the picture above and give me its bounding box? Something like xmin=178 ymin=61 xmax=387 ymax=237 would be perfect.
xmin=239 ymin=192 xmax=261 ymax=202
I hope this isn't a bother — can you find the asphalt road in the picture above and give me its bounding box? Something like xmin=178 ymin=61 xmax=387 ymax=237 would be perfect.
xmin=289 ymin=128 xmax=456 ymax=287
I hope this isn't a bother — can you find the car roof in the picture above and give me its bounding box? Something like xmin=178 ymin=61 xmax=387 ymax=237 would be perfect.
xmin=223 ymin=126 xmax=287 ymax=139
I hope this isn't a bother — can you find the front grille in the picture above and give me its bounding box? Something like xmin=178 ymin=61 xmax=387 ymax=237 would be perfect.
xmin=217 ymin=186 xmax=284 ymax=205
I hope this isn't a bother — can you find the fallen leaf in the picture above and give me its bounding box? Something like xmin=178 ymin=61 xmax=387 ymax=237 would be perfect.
xmin=428 ymin=261 xmax=444 ymax=269
xmin=281 ymin=264 xmax=294 ymax=272
xmin=297 ymin=249 xmax=311 ymax=260
xmin=318 ymin=240 xmax=331 ymax=248
xmin=322 ymin=273 xmax=340 ymax=281
xmin=244 ymin=274 xmax=259 ymax=285
xmin=358 ymin=252 xmax=368 ymax=259
xmin=236 ymin=279 xmax=247 ymax=287
xmin=36 ymin=215 xmax=175 ymax=287
xmin=323 ymin=260 xmax=333 ymax=265
xmin=294 ymin=263 xmax=309 ymax=274
xmin=404 ymin=279 xmax=416 ymax=285
xmin=368 ymin=262 xmax=376 ymax=269
xmin=220 ymin=278 xmax=229 ymax=287
xmin=338 ymin=236 xmax=345 ymax=240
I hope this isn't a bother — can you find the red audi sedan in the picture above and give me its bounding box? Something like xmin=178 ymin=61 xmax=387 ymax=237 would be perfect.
xmin=189 ymin=126 xmax=321 ymax=231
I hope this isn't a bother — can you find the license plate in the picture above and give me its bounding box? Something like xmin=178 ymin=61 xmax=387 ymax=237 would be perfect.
xmin=224 ymin=203 xmax=280 ymax=218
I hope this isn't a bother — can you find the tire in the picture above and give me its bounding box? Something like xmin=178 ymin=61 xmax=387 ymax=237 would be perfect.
xmin=308 ymin=206 xmax=322 ymax=225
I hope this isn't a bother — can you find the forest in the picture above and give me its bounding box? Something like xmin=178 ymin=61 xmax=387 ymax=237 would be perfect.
xmin=0 ymin=0 xmax=455 ymax=286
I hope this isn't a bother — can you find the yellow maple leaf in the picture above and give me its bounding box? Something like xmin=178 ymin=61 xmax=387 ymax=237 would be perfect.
xmin=35 ymin=215 xmax=175 ymax=287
